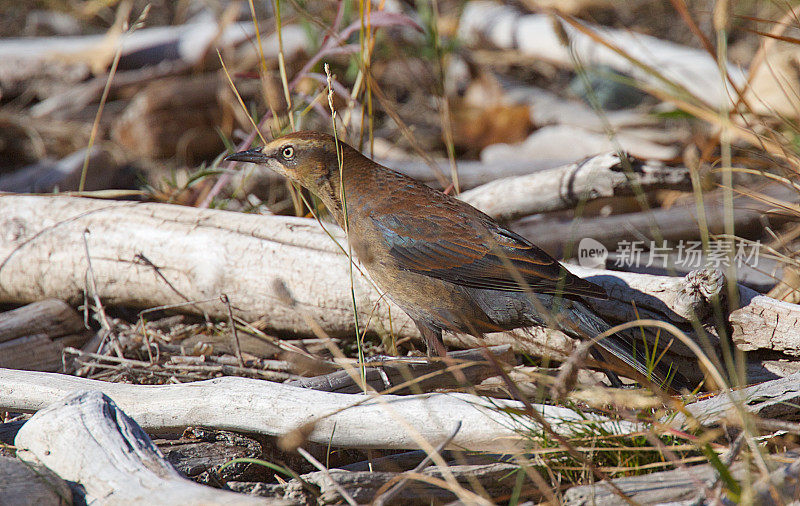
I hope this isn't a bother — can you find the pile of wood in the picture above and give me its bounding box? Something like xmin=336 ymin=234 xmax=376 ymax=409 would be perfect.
xmin=3 ymin=1 xmax=800 ymax=504
xmin=2 ymin=194 xmax=800 ymax=503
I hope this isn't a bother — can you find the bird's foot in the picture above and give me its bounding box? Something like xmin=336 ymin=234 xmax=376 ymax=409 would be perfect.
xmin=363 ymin=354 xmax=394 ymax=364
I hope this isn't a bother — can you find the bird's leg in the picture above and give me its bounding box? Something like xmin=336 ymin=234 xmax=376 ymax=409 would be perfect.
xmin=416 ymin=321 xmax=476 ymax=389
xmin=589 ymin=347 xmax=624 ymax=388
xmin=415 ymin=321 xmax=448 ymax=358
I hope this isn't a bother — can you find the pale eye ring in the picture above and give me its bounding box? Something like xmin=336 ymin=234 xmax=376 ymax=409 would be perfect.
xmin=281 ymin=146 xmax=295 ymax=160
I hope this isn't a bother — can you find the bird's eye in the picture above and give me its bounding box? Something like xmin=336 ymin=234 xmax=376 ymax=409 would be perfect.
xmin=281 ymin=146 xmax=295 ymax=160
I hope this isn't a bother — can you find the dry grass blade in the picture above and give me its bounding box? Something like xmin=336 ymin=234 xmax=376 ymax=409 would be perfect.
xmin=372 ymin=421 xmax=463 ymax=505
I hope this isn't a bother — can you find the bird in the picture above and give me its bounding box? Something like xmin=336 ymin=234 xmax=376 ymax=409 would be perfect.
xmin=225 ymin=131 xmax=690 ymax=391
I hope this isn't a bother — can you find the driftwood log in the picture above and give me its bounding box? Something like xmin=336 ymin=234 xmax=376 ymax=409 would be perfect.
xmin=3 ymin=372 xmax=799 ymax=505
xmin=13 ymin=390 xmax=279 ymax=505
xmin=0 ymin=299 xmax=91 ymax=371
xmin=459 ymin=151 xmax=692 ymax=221
xmin=1 ymin=195 xmax=799 ymax=382
xmin=0 ymin=368 xmax=641 ymax=452
xmin=0 ymin=15 xmax=307 ymax=102
xmin=564 ymin=451 xmax=800 ymax=505
xmin=682 ymin=371 xmax=800 ymax=427
xmin=562 ymin=459 xmax=741 ymax=505
xmin=0 ymin=455 xmax=73 ymax=506
xmin=458 ymin=2 xmax=746 ymax=108
xmin=4 ymin=369 xmax=799 ymax=446
xmin=231 ymin=463 xmax=522 ymax=505
xmin=513 ymin=183 xmax=796 ymax=257
xmin=481 ymin=123 xmax=680 ymax=162
xmin=285 ymin=346 xmax=513 ymax=394
xmin=566 ymin=374 xmax=800 ymax=503
xmin=0 ymin=146 xmax=131 ymax=193
xmin=250 ymin=156 xmax=574 ymax=193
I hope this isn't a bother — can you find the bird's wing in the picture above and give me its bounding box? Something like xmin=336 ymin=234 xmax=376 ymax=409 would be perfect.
xmin=374 ymin=207 xmax=607 ymax=299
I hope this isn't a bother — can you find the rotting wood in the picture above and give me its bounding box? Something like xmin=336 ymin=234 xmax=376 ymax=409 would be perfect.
xmin=0 ymin=369 xmax=638 ymax=452
xmin=13 ymin=390 xmax=280 ymax=505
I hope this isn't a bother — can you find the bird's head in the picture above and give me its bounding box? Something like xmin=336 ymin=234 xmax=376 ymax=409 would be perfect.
xmin=224 ymin=131 xmax=349 ymax=199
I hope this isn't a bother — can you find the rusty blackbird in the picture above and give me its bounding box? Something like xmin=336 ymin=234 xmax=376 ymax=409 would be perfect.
xmin=226 ymin=131 xmax=688 ymax=390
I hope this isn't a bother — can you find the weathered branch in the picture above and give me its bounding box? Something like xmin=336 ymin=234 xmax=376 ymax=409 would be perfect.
xmin=0 ymin=368 xmax=639 ymax=452
xmin=385 ymin=157 xmax=567 ymax=190
xmin=285 ymin=346 xmax=513 ymax=394
xmin=513 ymin=181 xmax=796 ymax=257
xmin=247 ymin=156 xmax=574 ymax=193
xmin=459 ymin=152 xmax=692 ymax=221
xmin=562 ymin=460 xmax=736 ymax=505
xmin=0 ymin=299 xmax=84 ymax=344
xmin=564 ymin=449 xmax=800 ymax=505
xmin=0 ymin=18 xmax=307 ymax=102
xmin=232 ymin=463 xmax=523 ymax=504
xmin=681 ymin=372 xmax=800 ymax=427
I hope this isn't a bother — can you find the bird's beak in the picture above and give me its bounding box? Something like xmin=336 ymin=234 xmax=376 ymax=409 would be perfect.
xmin=224 ymin=147 xmax=269 ymax=164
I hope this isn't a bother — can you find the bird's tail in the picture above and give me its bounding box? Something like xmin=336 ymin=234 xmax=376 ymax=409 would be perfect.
xmin=563 ymin=300 xmax=694 ymax=392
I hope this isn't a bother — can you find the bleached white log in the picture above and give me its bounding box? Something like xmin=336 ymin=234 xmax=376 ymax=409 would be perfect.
xmin=0 ymin=369 xmax=638 ymax=452
xmin=13 ymin=390 xmax=278 ymax=505
xmin=562 ymin=460 xmax=731 ymax=505
xmin=459 ymin=152 xmax=691 ymax=221
xmin=565 ymin=448 xmax=800 ymax=505
xmin=0 ymin=195 xmax=415 ymax=339
xmin=243 ymin=155 xmax=573 ymax=191
xmin=0 ymin=17 xmax=305 ymax=70
xmin=510 ymin=86 xmax=659 ymax=131
xmin=480 ymin=124 xmax=679 ymax=163
xmin=458 ymin=2 xmax=746 ymax=108
xmin=681 ymin=372 xmax=800 ymax=426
